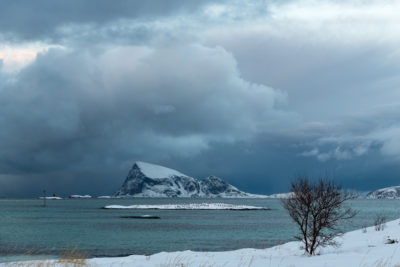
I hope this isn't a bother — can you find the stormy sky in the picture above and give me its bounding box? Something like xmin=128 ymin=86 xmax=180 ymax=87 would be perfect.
xmin=1 ymin=0 xmax=400 ymax=197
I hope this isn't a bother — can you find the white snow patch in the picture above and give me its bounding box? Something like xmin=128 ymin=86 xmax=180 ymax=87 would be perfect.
xmin=265 ymin=192 xmax=294 ymax=198
xmin=136 ymin=161 xmax=189 ymax=179
xmin=69 ymin=195 xmax=92 ymax=199
xmin=103 ymin=203 xmax=268 ymax=210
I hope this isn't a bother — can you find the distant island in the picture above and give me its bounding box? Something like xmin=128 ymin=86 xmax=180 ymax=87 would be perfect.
xmin=114 ymin=161 xmax=268 ymax=198
xmin=366 ymin=185 xmax=400 ymax=199
xmin=40 ymin=162 xmax=400 ymax=199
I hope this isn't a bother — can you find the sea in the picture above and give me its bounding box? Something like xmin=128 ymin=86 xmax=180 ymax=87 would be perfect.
xmin=0 ymin=198 xmax=399 ymax=262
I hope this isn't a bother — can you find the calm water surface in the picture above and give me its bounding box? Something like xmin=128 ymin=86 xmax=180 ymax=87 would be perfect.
xmin=0 ymin=198 xmax=399 ymax=261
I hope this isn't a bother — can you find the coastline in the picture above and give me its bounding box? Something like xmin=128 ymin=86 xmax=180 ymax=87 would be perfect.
xmin=3 ymin=218 xmax=400 ymax=266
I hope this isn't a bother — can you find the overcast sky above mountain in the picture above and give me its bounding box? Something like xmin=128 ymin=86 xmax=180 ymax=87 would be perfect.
xmin=1 ymin=0 xmax=400 ymax=196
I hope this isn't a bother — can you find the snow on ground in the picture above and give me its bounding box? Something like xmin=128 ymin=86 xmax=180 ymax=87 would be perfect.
xmin=6 ymin=218 xmax=400 ymax=266
xmin=136 ymin=161 xmax=189 ymax=179
xmin=4 ymin=219 xmax=400 ymax=266
xmin=103 ymin=203 xmax=268 ymax=210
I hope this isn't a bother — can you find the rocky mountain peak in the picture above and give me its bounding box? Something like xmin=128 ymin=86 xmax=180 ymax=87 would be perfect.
xmin=114 ymin=161 xmax=263 ymax=198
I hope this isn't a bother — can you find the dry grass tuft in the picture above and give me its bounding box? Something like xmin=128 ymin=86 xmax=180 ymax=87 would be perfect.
xmin=55 ymin=247 xmax=88 ymax=267
xmin=2 ymin=247 xmax=89 ymax=267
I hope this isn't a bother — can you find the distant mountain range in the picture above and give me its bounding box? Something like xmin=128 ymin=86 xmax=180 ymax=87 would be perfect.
xmin=114 ymin=161 xmax=267 ymax=198
xmin=66 ymin=161 xmax=400 ymax=199
xmin=366 ymin=186 xmax=400 ymax=199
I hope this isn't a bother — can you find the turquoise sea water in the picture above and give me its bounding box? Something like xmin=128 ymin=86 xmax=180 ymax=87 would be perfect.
xmin=0 ymin=198 xmax=399 ymax=261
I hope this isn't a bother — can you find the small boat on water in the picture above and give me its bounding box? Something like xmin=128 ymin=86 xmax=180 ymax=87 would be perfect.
xmin=120 ymin=215 xmax=161 ymax=219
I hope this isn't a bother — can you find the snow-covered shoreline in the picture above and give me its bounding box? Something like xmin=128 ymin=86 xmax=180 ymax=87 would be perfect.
xmin=103 ymin=203 xmax=269 ymax=210
xmin=3 ymin=218 xmax=400 ymax=266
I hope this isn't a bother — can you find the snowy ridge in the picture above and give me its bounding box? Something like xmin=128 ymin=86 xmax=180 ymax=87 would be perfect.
xmin=135 ymin=161 xmax=189 ymax=179
xmin=366 ymin=185 xmax=400 ymax=199
xmin=114 ymin=161 xmax=267 ymax=198
xmin=103 ymin=203 xmax=268 ymax=210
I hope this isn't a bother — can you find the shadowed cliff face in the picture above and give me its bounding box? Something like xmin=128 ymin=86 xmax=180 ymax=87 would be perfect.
xmin=114 ymin=162 xmax=254 ymax=198
xmin=201 ymin=176 xmax=241 ymax=195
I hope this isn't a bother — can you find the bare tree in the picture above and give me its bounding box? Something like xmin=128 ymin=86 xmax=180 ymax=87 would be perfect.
xmin=282 ymin=176 xmax=357 ymax=256
xmin=374 ymin=214 xmax=386 ymax=231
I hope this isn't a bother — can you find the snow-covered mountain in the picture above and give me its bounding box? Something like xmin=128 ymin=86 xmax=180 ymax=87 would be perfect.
xmin=114 ymin=161 xmax=264 ymax=198
xmin=366 ymin=186 xmax=400 ymax=199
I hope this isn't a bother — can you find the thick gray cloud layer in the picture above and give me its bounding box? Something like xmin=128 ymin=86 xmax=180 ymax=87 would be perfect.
xmin=0 ymin=43 xmax=293 ymax=195
xmin=0 ymin=0 xmax=400 ymax=196
xmin=0 ymin=0 xmax=223 ymax=41
xmin=0 ymin=43 xmax=288 ymax=165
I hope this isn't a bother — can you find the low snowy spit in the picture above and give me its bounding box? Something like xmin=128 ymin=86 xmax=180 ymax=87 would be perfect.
xmin=38 ymin=196 xmax=62 ymax=200
xmin=102 ymin=203 xmax=269 ymax=210
xmin=69 ymin=195 xmax=92 ymax=199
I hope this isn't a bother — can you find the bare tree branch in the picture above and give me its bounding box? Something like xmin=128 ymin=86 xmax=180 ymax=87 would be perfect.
xmin=281 ymin=175 xmax=357 ymax=256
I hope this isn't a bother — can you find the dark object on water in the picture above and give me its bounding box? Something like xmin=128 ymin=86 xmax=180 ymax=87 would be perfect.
xmin=120 ymin=215 xmax=160 ymax=219
xmin=43 ymin=189 xmax=46 ymax=207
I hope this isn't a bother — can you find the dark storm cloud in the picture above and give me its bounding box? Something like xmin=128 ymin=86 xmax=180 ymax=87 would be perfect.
xmin=1 ymin=0 xmax=400 ymax=196
xmin=0 ymin=0 xmax=224 ymax=41
xmin=0 ymin=43 xmax=294 ymax=195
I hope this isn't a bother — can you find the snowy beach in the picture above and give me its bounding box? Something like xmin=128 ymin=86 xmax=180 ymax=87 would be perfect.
xmin=4 ymin=218 xmax=400 ymax=266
